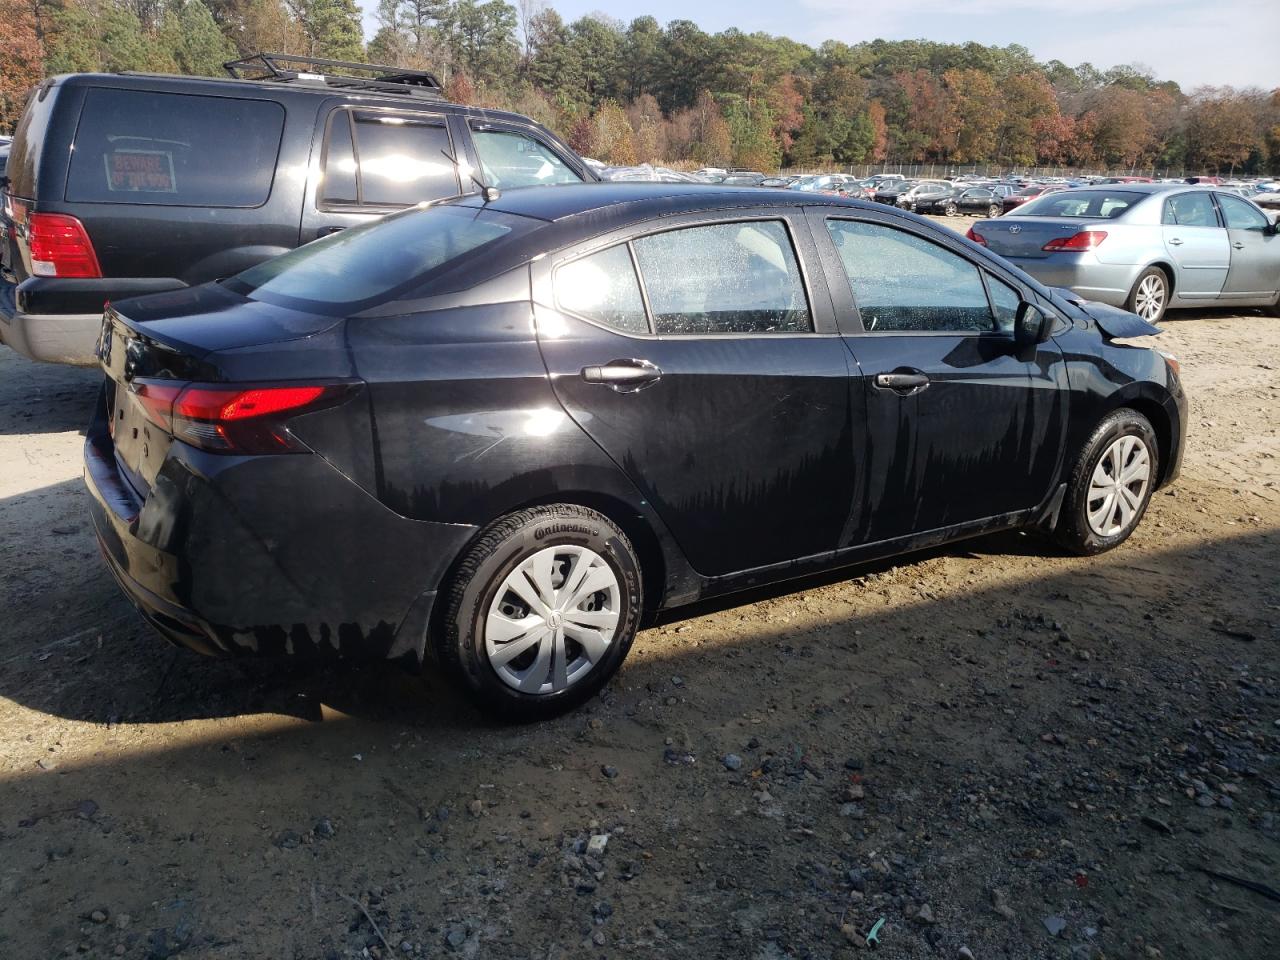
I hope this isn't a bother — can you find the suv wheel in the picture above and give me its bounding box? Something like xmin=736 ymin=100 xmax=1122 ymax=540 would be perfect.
xmin=1053 ymin=409 xmax=1159 ymax=555
xmin=1127 ymin=267 xmax=1168 ymax=324
xmin=436 ymin=505 xmax=642 ymax=721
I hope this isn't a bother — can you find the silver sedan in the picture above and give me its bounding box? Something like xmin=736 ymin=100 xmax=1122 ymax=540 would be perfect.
xmin=967 ymin=184 xmax=1280 ymax=322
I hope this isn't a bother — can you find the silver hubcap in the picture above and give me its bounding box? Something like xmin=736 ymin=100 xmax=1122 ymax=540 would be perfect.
xmin=1134 ymin=275 xmax=1165 ymax=321
xmin=1086 ymin=435 xmax=1151 ymax=537
xmin=484 ymin=545 xmax=620 ymax=695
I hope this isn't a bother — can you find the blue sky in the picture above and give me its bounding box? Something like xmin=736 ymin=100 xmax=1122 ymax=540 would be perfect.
xmin=359 ymin=0 xmax=1279 ymax=91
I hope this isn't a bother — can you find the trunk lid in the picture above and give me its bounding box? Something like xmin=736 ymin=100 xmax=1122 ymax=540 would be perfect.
xmin=99 ymin=282 xmax=343 ymax=496
xmin=973 ymin=216 xmax=1107 ymax=260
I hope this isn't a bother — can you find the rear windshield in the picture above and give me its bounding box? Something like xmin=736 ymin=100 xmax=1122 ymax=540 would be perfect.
xmin=1014 ymin=189 xmax=1145 ymax=219
xmin=224 ymin=204 xmax=534 ymax=315
xmin=66 ymin=89 xmax=284 ymax=207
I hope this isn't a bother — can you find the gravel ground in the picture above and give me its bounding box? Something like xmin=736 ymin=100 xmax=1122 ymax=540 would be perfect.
xmin=0 ymin=257 xmax=1277 ymax=958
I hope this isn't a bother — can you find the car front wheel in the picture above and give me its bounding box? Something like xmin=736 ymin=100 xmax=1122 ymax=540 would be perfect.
xmin=436 ymin=504 xmax=642 ymax=721
xmin=944 ymin=201 xmax=958 ymax=216
xmin=1053 ymin=409 xmax=1159 ymax=555
xmin=1127 ymin=267 xmax=1169 ymax=324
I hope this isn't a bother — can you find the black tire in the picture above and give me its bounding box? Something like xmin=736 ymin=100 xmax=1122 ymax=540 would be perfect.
xmin=988 ymin=203 xmax=1001 ymax=217
xmin=1125 ymin=266 xmax=1169 ymax=324
xmin=944 ymin=201 xmax=958 ymax=217
xmin=436 ymin=504 xmax=642 ymax=721
xmin=1053 ymin=409 xmax=1159 ymax=556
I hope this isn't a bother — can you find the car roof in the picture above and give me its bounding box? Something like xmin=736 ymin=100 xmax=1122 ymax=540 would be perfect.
xmin=455 ymin=182 xmax=863 ymax=225
xmin=1066 ymin=183 xmax=1216 ymax=195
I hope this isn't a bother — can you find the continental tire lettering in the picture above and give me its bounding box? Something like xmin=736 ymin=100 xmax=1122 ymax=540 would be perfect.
xmin=534 ymin=523 xmax=600 ymax=541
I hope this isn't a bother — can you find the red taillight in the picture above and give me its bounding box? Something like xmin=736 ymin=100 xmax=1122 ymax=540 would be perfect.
xmin=1042 ymin=230 xmax=1107 ymax=252
xmin=28 ymin=213 xmax=102 ymax=278
xmin=965 ymin=226 xmax=987 ymax=246
xmin=130 ymin=381 xmax=352 ymax=454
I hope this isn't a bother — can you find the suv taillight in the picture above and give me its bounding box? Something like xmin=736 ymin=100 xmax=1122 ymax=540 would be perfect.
xmin=1042 ymin=230 xmax=1107 ymax=252
xmin=28 ymin=213 xmax=102 ymax=278
xmin=134 ymin=380 xmax=356 ymax=454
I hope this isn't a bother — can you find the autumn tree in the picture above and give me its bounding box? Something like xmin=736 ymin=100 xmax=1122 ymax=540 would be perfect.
xmin=0 ymin=0 xmax=44 ymax=130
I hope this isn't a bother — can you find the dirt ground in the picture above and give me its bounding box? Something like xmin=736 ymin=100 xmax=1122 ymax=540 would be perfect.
xmin=1 ymin=259 xmax=1278 ymax=958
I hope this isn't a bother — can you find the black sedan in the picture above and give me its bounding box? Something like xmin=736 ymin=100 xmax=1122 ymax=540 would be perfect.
xmin=85 ymin=184 xmax=1186 ymax=720
xmin=920 ymin=185 xmax=1017 ymax=217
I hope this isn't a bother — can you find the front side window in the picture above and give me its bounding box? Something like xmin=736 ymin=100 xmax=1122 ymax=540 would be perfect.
xmin=1163 ymin=192 xmax=1219 ymax=227
xmin=826 ymin=219 xmax=995 ymax=333
xmin=555 ymin=245 xmax=649 ymax=334
xmin=321 ymin=110 xmax=460 ymax=208
xmin=470 ymin=125 xmax=582 ymax=189
xmin=632 ymin=221 xmax=812 ymax=335
xmin=1217 ymin=194 xmax=1270 ymax=231
xmin=987 ymin=276 xmax=1022 ymax=333
xmin=225 ymin=205 xmax=530 ymax=314
xmin=67 ymin=89 xmax=284 ymax=207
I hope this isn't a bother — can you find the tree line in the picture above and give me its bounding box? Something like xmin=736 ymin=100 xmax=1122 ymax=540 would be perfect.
xmin=3 ymin=0 xmax=1278 ymax=175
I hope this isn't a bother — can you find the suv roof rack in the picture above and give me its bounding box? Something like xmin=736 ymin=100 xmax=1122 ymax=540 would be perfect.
xmin=224 ymin=53 xmax=445 ymax=99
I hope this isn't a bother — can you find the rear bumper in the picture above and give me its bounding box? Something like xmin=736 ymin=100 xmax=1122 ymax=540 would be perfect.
xmin=0 ymin=278 xmax=101 ymax=364
xmin=84 ymin=392 xmax=478 ymax=663
xmin=1004 ymin=254 xmax=1138 ymax=308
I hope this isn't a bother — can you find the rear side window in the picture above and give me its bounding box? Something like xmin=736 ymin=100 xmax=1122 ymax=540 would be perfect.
xmin=225 ymin=205 xmax=532 ymax=314
xmin=556 ymin=245 xmax=649 ymax=334
xmin=632 ymin=221 xmax=812 ymax=335
xmin=827 ymin=219 xmax=995 ymax=333
xmin=321 ymin=110 xmax=460 ymax=208
xmin=66 ymin=89 xmax=284 ymax=207
xmin=1163 ymin=193 xmax=1219 ymax=227
xmin=470 ymin=125 xmax=583 ymax=190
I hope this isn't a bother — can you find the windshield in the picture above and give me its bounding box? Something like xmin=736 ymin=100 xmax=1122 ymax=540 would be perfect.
xmin=225 ymin=204 xmax=533 ymax=314
xmin=1014 ymin=189 xmax=1146 ymax=219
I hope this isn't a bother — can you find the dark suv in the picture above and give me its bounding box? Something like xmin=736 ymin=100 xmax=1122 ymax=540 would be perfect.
xmin=0 ymin=54 xmax=595 ymax=365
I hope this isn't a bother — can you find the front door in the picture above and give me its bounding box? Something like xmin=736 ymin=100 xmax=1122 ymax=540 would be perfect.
xmin=534 ymin=213 xmax=856 ymax=577
xmin=1216 ymin=193 xmax=1280 ymax=300
xmin=811 ymin=210 xmax=1065 ymax=545
xmin=1161 ymin=191 xmax=1230 ymax=299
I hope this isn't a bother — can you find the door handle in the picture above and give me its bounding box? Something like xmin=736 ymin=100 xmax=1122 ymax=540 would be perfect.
xmin=581 ymin=359 xmax=662 ymax=392
xmin=1168 ymin=237 xmax=1184 ymax=246
xmin=874 ymin=372 xmax=930 ymax=393
xmin=1232 ymin=241 xmax=1245 ymax=249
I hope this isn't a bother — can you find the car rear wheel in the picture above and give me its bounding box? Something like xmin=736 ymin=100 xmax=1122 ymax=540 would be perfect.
xmin=436 ymin=504 xmax=642 ymax=721
xmin=987 ymin=203 xmax=1001 ymax=217
xmin=1127 ymin=267 xmax=1168 ymax=324
xmin=1053 ymin=409 xmax=1159 ymax=555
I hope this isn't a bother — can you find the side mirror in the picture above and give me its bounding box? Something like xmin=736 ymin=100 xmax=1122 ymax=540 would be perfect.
xmin=1014 ymin=302 xmax=1052 ymax=347
xmin=1264 ymin=220 xmax=1279 ymax=237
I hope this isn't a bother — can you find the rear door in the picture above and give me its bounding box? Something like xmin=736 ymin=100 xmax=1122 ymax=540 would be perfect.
xmin=1161 ymin=191 xmax=1230 ymax=298
xmin=301 ymin=104 xmax=464 ymax=243
xmin=533 ymin=211 xmax=857 ymax=577
xmin=1215 ymin=193 xmax=1279 ymax=300
xmin=810 ymin=208 xmax=1065 ymax=544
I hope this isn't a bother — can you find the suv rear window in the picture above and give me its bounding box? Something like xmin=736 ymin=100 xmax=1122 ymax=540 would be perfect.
xmin=224 ymin=204 xmax=534 ymax=314
xmin=66 ymin=89 xmax=284 ymax=207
